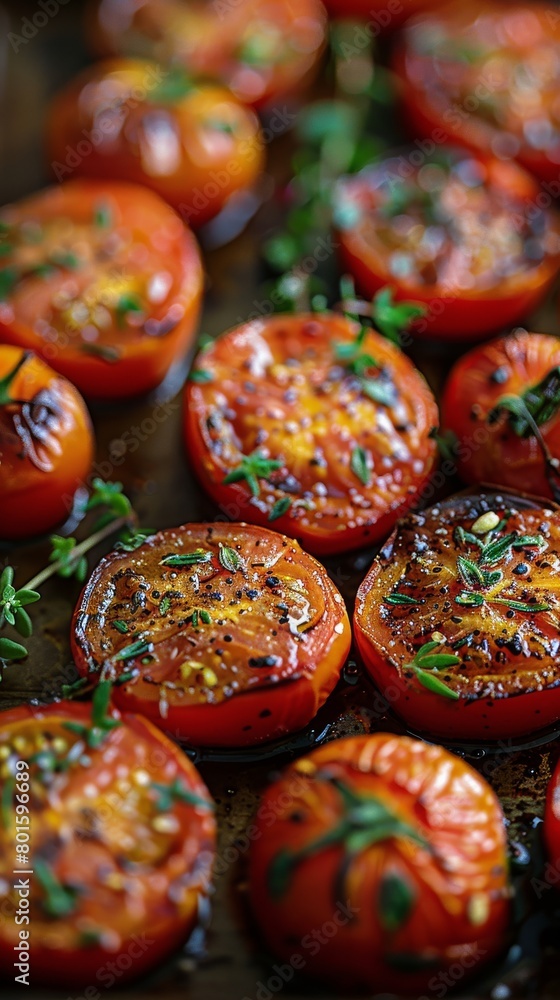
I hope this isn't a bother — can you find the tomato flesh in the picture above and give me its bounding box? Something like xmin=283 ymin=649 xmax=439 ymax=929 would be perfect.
xmin=71 ymin=522 xmax=351 ymax=747
xmin=442 ymin=330 xmax=560 ymax=501
xmin=0 ymin=346 xmax=93 ymax=539
xmin=0 ymin=180 xmax=203 ymax=399
xmin=184 ymin=312 xmax=438 ymax=555
xmin=335 ymin=149 xmax=560 ymax=339
xmin=354 ymin=491 xmax=560 ymax=740
xmin=249 ymin=733 xmax=510 ymax=994
xmin=0 ymin=700 xmax=215 ymax=988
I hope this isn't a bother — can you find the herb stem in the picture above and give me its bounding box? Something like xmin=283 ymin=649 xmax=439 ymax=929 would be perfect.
xmin=24 ymin=514 xmax=133 ymax=593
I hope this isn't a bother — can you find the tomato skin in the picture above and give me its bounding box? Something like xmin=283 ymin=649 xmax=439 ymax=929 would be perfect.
xmin=545 ymin=757 xmax=560 ymax=875
xmin=70 ymin=522 xmax=351 ymax=747
xmin=393 ymin=2 xmax=560 ymax=184
xmin=249 ymin=733 xmax=510 ymax=995
xmin=441 ymin=331 xmax=560 ymax=500
xmin=46 ymin=59 xmax=264 ymax=227
xmin=354 ymin=492 xmax=560 ymax=741
xmin=336 ymin=153 xmax=560 ymax=340
xmin=184 ymin=312 xmax=438 ymax=556
xmin=323 ymin=0 xmax=445 ymax=25
xmin=0 ymin=701 xmax=215 ymax=988
xmin=0 ymin=180 xmax=203 ymax=400
xmin=0 ymin=347 xmax=93 ymax=540
xmin=88 ymin=0 xmax=327 ymax=110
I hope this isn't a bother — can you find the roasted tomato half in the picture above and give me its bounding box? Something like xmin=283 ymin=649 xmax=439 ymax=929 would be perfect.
xmin=0 ymin=347 xmax=93 ymax=540
xmin=71 ymin=522 xmax=351 ymax=747
xmin=394 ymin=2 xmax=560 ymax=184
xmin=0 ymin=691 xmax=215 ymax=988
xmin=334 ymin=148 xmax=560 ymax=339
xmin=545 ymin=755 xmax=560 ymax=874
xmin=249 ymin=733 xmax=510 ymax=995
xmin=355 ymin=492 xmax=560 ymax=741
xmin=88 ymin=0 xmax=326 ymax=110
xmin=442 ymin=330 xmax=560 ymax=502
xmin=184 ymin=312 xmax=438 ymax=556
xmin=0 ymin=180 xmax=202 ymax=400
xmin=47 ymin=59 xmax=265 ymax=228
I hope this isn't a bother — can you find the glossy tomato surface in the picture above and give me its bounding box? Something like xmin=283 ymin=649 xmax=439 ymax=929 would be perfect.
xmin=0 ymin=180 xmax=203 ymax=399
xmin=47 ymin=59 xmax=265 ymax=227
xmin=89 ymin=0 xmax=327 ymax=109
xmin=355 ymin=491 xmax=560 ymax=740
xmin=0 ymin=346 xmax=93 ymax=539
xmin=335 ymin=148 xmax=560 ymax=339
xmin=184 ymin=312 xmax=438 ymax=555
xmin=249 ymin=733 xmax=510 ymax=994
xmin=394 ymin=2 xmax=560 ymax=183
xmin=545 ymin=756 xmax=560 ymax=872
xmin=71 ymin=522 xmax=351 ymax=747
xmin=0 ymin=696 xmax=215 ymax=988
xmin=442 ymin=330 xmax=560 ymax=501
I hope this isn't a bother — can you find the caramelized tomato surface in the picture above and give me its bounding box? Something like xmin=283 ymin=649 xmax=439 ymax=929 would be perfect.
xmin=71 ymin=522 xmax=351 ymax=747
xmin=354 ymin=492 xmax=560 ymax=739
xmin=0 ymin=696 xmax=215 ymax=988
xmin=0 ymin=180 xmax=203 ymax=399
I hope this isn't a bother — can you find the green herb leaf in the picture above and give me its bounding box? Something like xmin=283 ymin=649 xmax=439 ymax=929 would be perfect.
xmin=80 ymin=343 xmax=121 ymax=362
xmin=151 ymin=777 xmax=214 ymax=812
xmin=113 ymin=620 xmax=129 ymax=634
xmin=489 ymin=368 xmax=560 ymax=438
xmin=114 ymin=639 xmax=153 ymax=661
xmin=379 ymin=873 xmax=415 ymax=932
xmin=188 ymin=369 xmax=214 ymax=384
xmin=218 ymin=543 xmax=243 ymax=573
xmin=161 ymin=549 xmax=212 ymax=567
xmin=414 ymin=666 xmax=459 ymax=700
xmin=384 ymin=594 xmax=420 ymax=606
xmin=268 ymin=497 xmax=293 ymax=522
xmin=455 ymin=591 xmax=484 ymax=607
xmin=223 ymin=450 xmax=283 ymax=497
xmin=492 ymin=598 xmax=550 ymax=613
xmin=200 ymin=609 xmax=212 ymax=624
xmin=350 ymin=446 xmax=371 ymax=487
xmin=35 ymin=859 xmax=79 ymax=917
xmin=151 ymin=67 xmax=196 ymax=103
xmin=94 ymin=202 xmax=112 ymax=228
xmin=159 ymin=596 xmax=171 ymax=616
xmin=372 ymin=287 xmax=425 ymax=345
xmin=0 ymin=637 xmax=27 ymax=661
xmin=457 ymin=555 xmax=485 ymax=589
xmin=0 ymin=266 xmax=19 ymax=301
xmin=479 ymin=533 xmax=518 ymax=566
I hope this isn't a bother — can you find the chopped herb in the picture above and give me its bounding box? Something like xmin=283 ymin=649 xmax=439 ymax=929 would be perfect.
xmin=200 ymin=609 xmax=211 ymax=625
xmin=414 ymin=667 xmax=459 ymax=700
xmin=94 ymin=202 xmax=112 ymax=228
xmin=49 ymin=249 xmax=80 ymax=270
xmin=384 ymin=594 xmax=420 ymax=606
xmin=151 ymin=777 xmax=214 ymax=812
xmin=223 ymin=450 xmax=283 ymax=497
xmin=379 ymin=873 xmax=415 ymax=932
xmin=35 ymin=859 xmax=79 ymax=918
xmin=159 ymin=595 xmax=171 ymax=615
xmin=371 ymin=287 xmax=425 ymax=345
xmin=161 ymin=549 xmax=212 ymax=567
xmin=150 ymin=67 xmax=196 ymax=103
xmin=218 ymin=544 xmax=243 ymax=573
xmin=457 ymin=555 xmax=485 ymax=589
xmin=492 ymin=598 xmax=550 ymax=613
xmin=188 ymin=369 xmax=214 ymax=384
xmin=114 ymin=639 xmax=152 ymax=661
xmin=405 ymin=640 xmax=461 ymax=701
xmin=115 ymin=292 xmax=143 ymax=327
xmin=113 ymin=620 xmax=129 ymax=634
xmin=63 ymin=680 xmax=121 ymax=749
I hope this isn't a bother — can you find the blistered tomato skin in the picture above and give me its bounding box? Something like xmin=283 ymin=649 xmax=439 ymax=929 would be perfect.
xmin=0 ymin=698 xmax=215 ymax=989
xmin=0 ymin=180 xmax=203 ymax=400
xmin=249 ymin=733 xmax=510 ymax=995
xmin=442 ymin=330 xmax=560 ymax=502
xmin=335 ymin=149 xmax=560 ymax=339
xmin=0 ymin=346 xmax=93 ymax=540
xmin=354 ymin=492 xmax=560 ymax=740
xmin=46 ymin=59 xmax=265 ymax=228
xmin=184 ymin=312 xmax=438 ymax=556
xmin=394 ymin=2 xmax=560 ymax=184
xmin=88 ymin=0 xmax=327 ymax=110
xmin=70 ymin=522 xmax=351 ymax=747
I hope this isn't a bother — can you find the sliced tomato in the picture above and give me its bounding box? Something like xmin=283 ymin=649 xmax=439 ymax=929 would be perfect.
xmin=354 ymin=491 xmax=560 ymax=740
xmin=0 ymin=346 xmax=93 ymax=539
xmin=442 ymin=330 xmax=560 ymax=501
xmin=46 ymin=59 xmax=264 ymax=228
xmin=184 ymin=312 xmax=438 ymax=555
xmin=88 ymin=0 xmax=327 ymax=109
xmin=0 ymin=180 xmax=202 ymax=400
xmin=0 ymin=693 xmax=215 ymax=988
xmin=70 ymin=522 xmax=351 ymax=747
xmin=335 ymin=148 xmax=560 ymax=339
xmin=249 ymin=733 xmax=510 ymax=995
xmin=394 ymin=2 xmax=560 ymax=184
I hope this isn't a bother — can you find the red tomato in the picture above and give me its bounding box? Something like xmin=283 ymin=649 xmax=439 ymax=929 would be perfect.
xmin=0 ymin=180 xmax=203 ymax=400
xmin=335 ymin=148 xmax=560 ymax=340
xmin=441 ymin=330 xmax=560 ymax=501
xmin=323 ymin=0 xmax=446 ymax=26
xmin=88 ymin=0 xmax=327 ymax=109
xmin=249 ymin=733 xmax=510 ymax=995
xmin=184 ymin=312 xmax=438 ymax=555
xmin=0 ymin=693 xmax=215 ymax=988
xmin=0 ymin=346 xmax=93 ymax=539
xmin=545 ymin=755 xmax=560 ymax=875
xmin=394 ymin=2 xmax=560 ymax=183
xmin=71 ymin=522 xmax=351 ymax=747
xmin=354 ymin=491 xmax=560 ymax=740
xmin=46 ymin=59 xmax=265 ymax=228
